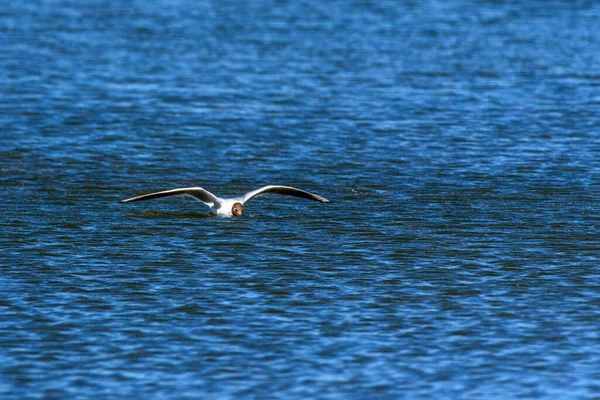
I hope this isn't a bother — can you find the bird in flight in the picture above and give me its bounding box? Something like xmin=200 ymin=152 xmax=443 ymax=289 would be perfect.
xmin=120 ymin=185 xmax=330 ymax=217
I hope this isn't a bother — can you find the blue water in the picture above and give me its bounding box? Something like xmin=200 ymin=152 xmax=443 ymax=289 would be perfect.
xmin=2 ymin=1 xmax=599 ymax=398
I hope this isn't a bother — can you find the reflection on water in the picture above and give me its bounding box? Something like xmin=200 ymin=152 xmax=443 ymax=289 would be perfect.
xmin=128 ymin=211 xmax=215 ymax=219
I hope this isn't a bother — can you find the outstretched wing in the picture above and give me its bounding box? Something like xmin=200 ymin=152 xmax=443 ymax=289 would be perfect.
xmin=242 ymin=185 xmax=330 ymax=204
xmin=120 ymin=187 xmax=220 ymax=206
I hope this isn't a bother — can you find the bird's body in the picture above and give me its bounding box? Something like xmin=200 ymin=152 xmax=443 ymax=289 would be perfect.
xmin=120 ymin=185 xmax=330 ymax=217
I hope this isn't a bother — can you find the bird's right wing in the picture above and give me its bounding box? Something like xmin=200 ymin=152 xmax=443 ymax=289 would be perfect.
xmin=120 ymin=187 xmax=220 ymax=206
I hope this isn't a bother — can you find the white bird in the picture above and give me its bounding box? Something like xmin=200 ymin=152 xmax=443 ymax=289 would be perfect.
xmin=120 ymin=185 xmax=330 ymax=217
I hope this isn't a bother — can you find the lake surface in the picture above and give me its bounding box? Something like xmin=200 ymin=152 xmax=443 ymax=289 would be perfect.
xmin=1 ymin=0 xmax=599 ymax=398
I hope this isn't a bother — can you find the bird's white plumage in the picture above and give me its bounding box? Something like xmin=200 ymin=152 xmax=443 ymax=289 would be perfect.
xmin=120 ymin=185 xmax=330 ymax=217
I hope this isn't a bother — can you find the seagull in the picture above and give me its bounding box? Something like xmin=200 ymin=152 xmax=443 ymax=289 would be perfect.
xmin=119 ymin=185 xmax=330 ymax=217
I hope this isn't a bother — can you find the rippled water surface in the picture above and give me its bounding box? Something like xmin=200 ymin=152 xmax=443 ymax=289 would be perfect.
xmin=2 ymin=1 xmax=600 ymax=398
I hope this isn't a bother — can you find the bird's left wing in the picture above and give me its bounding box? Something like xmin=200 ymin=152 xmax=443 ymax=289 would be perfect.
xmin=241 ymin=185 xmax=330 ymax=204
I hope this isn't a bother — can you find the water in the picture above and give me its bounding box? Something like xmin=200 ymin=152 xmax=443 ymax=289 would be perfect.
xmin=1 ymin=0 xmax=599 ymax=398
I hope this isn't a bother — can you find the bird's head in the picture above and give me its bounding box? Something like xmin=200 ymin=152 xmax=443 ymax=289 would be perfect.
xmin=232 ymin=202 xmax=244 ymax=217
